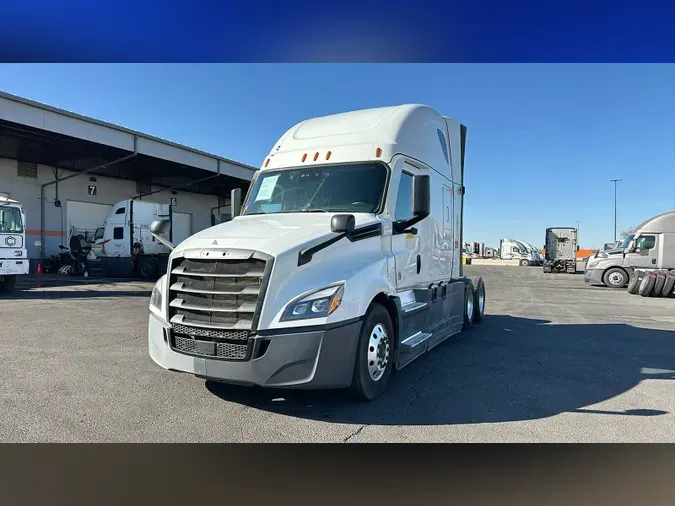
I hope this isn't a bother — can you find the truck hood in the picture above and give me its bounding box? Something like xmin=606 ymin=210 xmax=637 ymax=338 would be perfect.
xmin=173 ymin=213 xmax=379 ymax=256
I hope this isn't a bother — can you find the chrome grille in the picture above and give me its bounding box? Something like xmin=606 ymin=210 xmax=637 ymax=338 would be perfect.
xmin=167 ymin=251 xmax=272 ymax=361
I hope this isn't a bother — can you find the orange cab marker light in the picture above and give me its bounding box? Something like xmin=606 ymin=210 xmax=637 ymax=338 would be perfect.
xmin=264 ymin=158 xmax=270 ymax=167
xmin=375 ymin=147 xmax=382 ymax=157
xmin=326 ymin=151 xmax=332 ymax=160
xmin=302 ymin=153 xmax=307 ymax=162
xmin=313 ymin=152 xmax=319 ymax=161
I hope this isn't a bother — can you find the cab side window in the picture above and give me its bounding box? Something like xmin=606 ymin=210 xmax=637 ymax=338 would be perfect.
xmin=635 ymin=235 xmax=656 ymax=250
xmin=395 ymin=172 xmax=414 ymax=221
xmin=512 ymin=247 xmax=520 ymax=253
xmin=113 ymin=227 xmax=124 ymax=240
xmin=94 ymin=228 xmax=104 ymax=241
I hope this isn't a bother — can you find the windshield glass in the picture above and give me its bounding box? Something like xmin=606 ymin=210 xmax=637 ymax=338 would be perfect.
xmin=620 ymin=234 xmax=635 ymax=249
xmin=0 ymin=206 xmax=24 ymax=233
xmin=242 ymin=163 xmax=388 ymax=216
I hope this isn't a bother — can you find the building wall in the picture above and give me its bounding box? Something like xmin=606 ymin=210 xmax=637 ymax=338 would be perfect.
xmin=0 ymin=157 xmax=220 ymax=259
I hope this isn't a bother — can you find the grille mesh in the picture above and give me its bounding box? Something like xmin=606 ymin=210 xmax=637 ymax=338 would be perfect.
xmin=172 ymin=335 xmax=248 ymax=360
xmin=172 ymin=323 xmax=248 ymax=341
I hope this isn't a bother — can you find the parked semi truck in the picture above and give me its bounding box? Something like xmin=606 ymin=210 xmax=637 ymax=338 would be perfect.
xmin=147 ymin=104 xmax=487 ymax=401
xmin=542 ymin=227 xmax=578 ymax=273
xmin=0 ymin=196 xmax=29 ymax=292
xmin=86 ymin=199 xmax=176 ymax=279
xmin=499 ymin=238 xmax=541 ymax=266
xmin=585 ymin=210 xmax=675 ymax=291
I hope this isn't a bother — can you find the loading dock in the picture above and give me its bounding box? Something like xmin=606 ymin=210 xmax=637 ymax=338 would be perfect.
xmin=0 ymin=90 xmax=257 ymax=266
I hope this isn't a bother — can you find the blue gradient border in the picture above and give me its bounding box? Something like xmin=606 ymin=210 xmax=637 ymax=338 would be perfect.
xmin=1 ymin=0 xmax=674 ymax=62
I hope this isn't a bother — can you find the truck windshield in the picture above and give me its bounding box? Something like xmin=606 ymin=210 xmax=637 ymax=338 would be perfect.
xmin=242 ymin=163 xmax=388 ymax=215
xmin=0 ymin=206 xmax=23 ymax=233
xmin=619 ymin=234 xmax=635 ymax=249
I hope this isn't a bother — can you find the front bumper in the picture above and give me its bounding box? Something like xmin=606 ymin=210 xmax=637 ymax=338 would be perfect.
xmin=148 ymin=313 xmax=362 ymax=389
xmin=584 ymin=268 xmax=605 ymax=285
xmin=0 ymin=258 xmax=29 ymax=276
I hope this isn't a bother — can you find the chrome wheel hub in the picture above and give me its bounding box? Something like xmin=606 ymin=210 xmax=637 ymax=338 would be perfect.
xmin=467 ymin=292 xmax=474 ymax=320
xmin=367 ymin=323 xmax=390 ymax=382
xmin=609 ymin=272 xmax=623 ymax=285
xmin=478 ymin=290 xmax=485 ymax=314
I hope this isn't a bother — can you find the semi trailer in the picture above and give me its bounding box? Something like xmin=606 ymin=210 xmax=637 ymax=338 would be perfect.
xmin=585 ymin=210 xmax=675 ymax=290
xmin=0 ymin=196 xmax=29 ymax=292
xmin=147 ymin=104 xmax=486 ymax=401
xmin=543 ymin=227 xmax=578 ymax=273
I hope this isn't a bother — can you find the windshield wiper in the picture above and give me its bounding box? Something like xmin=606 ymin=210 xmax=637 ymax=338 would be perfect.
xmin=299 ymin=209 xmax=329 ymax=213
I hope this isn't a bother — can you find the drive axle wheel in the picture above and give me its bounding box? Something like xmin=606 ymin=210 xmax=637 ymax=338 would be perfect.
xmin=351 ymin=304 xmax=394 ymax=402
xmin=471 ymin=276 xmax=486 ymax=323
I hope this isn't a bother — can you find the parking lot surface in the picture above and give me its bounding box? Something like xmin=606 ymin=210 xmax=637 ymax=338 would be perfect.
xmin=2 ymin=266 xmax=675 ymax=442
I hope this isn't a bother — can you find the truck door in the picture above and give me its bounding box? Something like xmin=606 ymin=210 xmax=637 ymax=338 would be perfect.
xmin=629 ymin=234 xmax=658 ymax=268
xmin=104 ymin=203 xmax=129 ymax=257
xmin=391 ymin=166 xmax=424 ymax=291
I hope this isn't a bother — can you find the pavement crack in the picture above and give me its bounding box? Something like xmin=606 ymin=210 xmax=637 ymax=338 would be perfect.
xmin=343 ymin=424 xmax=366 ymax=443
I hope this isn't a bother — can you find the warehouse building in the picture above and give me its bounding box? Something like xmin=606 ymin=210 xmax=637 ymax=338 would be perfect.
xmin=0 ymin=91 xmax=257 ymax=267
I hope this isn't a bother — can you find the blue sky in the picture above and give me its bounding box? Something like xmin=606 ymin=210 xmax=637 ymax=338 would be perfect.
xmin=0 ymin=64 xmax=673 ymax=249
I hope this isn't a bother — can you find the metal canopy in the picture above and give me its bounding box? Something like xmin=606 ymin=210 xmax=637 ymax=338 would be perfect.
xmin=0 ymin=91 xmax=257 ymax=198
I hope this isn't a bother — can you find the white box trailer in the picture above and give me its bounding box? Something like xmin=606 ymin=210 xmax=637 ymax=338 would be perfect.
xmin=147 ymin=104 xmax=487 ymax=401
xmin=0 ymin=196 xmax=29 ymax=292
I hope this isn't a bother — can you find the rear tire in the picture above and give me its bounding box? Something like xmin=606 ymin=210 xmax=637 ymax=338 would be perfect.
xmin=471 ymin=276 xmax=486 ymax=323
xmin=351 ymin=304 xmax=394 ymax=402
xmin=638 ymin=271 xmax=657 ymax=297
xmin=462 ymin=282 xmax=475 ymax=331
xmin=0 ymin=275 xmax=16 ymax=293
xmin=602 ymin=267 xmax=628 ymax=289
xmin=627 ymin=270 xmax=645 ymax=294
xmin=664 ymin=270 xmax=675 ymax=298
xmin=138 ymin=257 xmax=157 ymax=280
xmin=653 ymin=270 xmax=668 ymax=297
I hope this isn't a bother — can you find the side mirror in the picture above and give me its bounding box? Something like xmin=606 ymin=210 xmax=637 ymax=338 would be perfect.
xmin=331 ymin=214 xmax=355 ymax=235
xmin=231 ymin=188 xmax=242 ymax=218
xmin=150 ymin=219 xmax=171 ymax=235
xmin=412 ymin=174 xmax=431 ymax=218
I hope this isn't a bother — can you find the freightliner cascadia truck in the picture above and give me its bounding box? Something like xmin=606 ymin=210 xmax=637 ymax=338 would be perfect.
xmin=147 ymin=104 xmax=486 ymax=401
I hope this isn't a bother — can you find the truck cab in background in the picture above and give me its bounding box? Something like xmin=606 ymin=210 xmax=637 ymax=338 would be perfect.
xmin=500 ymin=238 xmax=539 ymax=266
xmin=0 ymin=196 xmax=29 ymax=293
xmin=147 ymin=104 xmax=487 ymax=401
xmin=585 ymin=211 xmax=675 ymax=289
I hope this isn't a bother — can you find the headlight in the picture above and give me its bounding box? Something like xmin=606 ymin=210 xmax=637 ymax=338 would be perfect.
xmin=149 ymin=276 xmax=164 ymax=313
xmin=281 ymin=284 xmax=344 ymax=322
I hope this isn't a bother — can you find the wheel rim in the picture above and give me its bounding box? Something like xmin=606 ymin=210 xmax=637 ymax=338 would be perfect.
xmin=478 ymin=290 xmax=485 ymax=314
xmin=367 ymin=323 xmax=390 ymax=382
xmin=467 ymin=291 xmax=474 ymax=320
xmin=608 ymin=272 xmax=623 ymax=285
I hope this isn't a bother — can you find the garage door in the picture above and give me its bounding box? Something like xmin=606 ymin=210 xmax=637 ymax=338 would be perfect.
xmin=67 ymin=200 xmax=112 ymax=234
xmin=172 ymin=212 xmax=192 ymax=245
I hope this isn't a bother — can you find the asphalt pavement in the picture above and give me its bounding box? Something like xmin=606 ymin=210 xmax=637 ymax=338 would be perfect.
xmin=2 ymin=266 xmax=675 ymax=442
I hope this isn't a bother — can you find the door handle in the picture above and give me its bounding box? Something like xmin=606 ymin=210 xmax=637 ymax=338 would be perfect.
xmin=416 ymin=254 xmax=421 ymax=274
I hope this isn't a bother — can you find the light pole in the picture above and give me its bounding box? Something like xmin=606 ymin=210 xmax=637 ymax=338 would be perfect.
xmin=610 ymin=179 xmax=621 ymax=242
xmin=577 ymin=221 xmax=580 ymax=246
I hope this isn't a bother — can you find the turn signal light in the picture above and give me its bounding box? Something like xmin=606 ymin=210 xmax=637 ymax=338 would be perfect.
xmin=313 ymin=152 xmax=319 ymax=161
xmin=375 ymin=147 xmax=382 ymax=157
xmin=302 ymin=153 xmax=307 ymax=162
xmin=326 ymin=151 xmax=332 ymax=160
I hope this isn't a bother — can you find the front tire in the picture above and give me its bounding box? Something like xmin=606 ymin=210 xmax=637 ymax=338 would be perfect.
xmin=603 ymin=267 xmax=628 ymax=289
xmin=519 ymin=259 xmax=530 ymax=267
xmin=351 ymin=304 xmax=394 ymax=402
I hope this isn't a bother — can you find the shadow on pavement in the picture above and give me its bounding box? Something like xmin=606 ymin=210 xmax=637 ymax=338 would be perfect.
xmin=206 ymin=314 xmax=675 ymax=426
xmin=2 ymin=276 xmax=152 ymax=300
xmin=2 ymin=289 xmax=151 ymax=300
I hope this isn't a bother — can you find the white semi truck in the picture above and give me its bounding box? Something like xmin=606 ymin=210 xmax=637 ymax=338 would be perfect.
xmin=147 ymin=104 xmax=487 ymax=401
xmin=0 ymin=196 xmax=29 ymax=292
xmin=499 ymin=238 xmax=541 ymax=266
xmin=85 ymin=199 xmax=175 ymax=279
xmin=585 ymin=210 xmax=675 ymax=293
